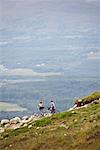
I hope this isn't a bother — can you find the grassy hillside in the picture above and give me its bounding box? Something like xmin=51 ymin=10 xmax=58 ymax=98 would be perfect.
xmin=75 ymin=91 xmax=100 ymax=107
xmin=0 ymin=94 xmax=100 ymax=150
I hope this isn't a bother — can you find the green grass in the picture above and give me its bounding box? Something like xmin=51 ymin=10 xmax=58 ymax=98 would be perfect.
xmin=34 ymin=117 xmax=52 ymax=127
xmin=0 ymin=96 xmax=100 ymax=150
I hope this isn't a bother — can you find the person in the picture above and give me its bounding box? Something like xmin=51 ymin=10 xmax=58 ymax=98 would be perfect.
xmin=49 ymin=100 xmax=56 ymax=114
xmin=38 ymin=100 xmax=44 ymax=116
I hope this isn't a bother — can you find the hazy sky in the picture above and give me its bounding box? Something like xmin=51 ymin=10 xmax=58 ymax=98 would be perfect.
xmin=0 ymin=0 xmax=100 ymax=76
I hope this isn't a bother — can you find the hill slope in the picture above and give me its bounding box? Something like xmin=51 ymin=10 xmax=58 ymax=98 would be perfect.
xmin=0 ymin=93 xmax=100 ymax=150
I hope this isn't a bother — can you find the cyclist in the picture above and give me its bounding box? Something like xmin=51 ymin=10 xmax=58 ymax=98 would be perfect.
xmin=48 ymin=100 xmax=56 ymax=114
xmin=38 ymin=100 xmax=44 ymax=116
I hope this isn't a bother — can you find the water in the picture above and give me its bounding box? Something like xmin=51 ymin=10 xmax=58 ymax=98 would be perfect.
xmin=0 ymin=0 xmax=99 ymax=120
xmin=0 ymin=75 xmax=99 ymax=119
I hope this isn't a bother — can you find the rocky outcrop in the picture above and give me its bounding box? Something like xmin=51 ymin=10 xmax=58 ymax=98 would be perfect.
xmin=1 ymin=92 xmax=99 ymax=134
xmin=0 ymin=113 xmax=52 ymax=133
xmin=1 ymin=119 xmax=10 ymax=125
xmin=10 ymin=117 xmax=21 ymax=124
xmin=68 ymin=99 xmax=100 ymax=112
xmin=75 ymin=92 xmax=100 ymax=107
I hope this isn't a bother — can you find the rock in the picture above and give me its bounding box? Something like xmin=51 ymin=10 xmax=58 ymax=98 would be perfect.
xmin=9 ymin=123 xmax=21 ymax=130
xmin=21 ymin=116 xmax=33 ymax=124
xmin=33 ymin=117 xmax=40 ymax=121
xmin=28 ymin=125 xmax=32 ymax=129
xmin=0 ymin=127 xmax=5 ymax=133
xmin=10 ymin=117 xmax=21 ymax=124
xmin=22 ymin=119 xmax=31 ymax=124
xmin=4 ymin=124 xmax=10 ymax=128
xmin=19 ymin=122 xmax=24 ymax=126
xmin=1 ymin=119 xmax=10 ymax=125
xmin=22 ymin=116 xmax=29 ymax=120
xmin=36 ymin=127 xmax=40 ymax=130
xmin=82 ymin=104 xmax=88 ymax=108
xmin=44 ymin=113 xmax=52 ymax=117
xmin=71 ymin=111 xmax=76 ymax=114
xmin=30 ymin=115 xmax=35 ymax=119
xmin=60 ymin=123 xmax=68 ymax=129
xmin=23 ymin=123 xmax=28 ymax=127
xmin=64 ymin=133 xmax=67 ymax=136
xmin=74 ymin=119 xmax=77 ymax=123
xmin=9 ymin=144 xmax=12 ymax=148
xmin=93 ymin=120 xmax=96 ymax=123
xmin=35 ymin=132 xmax=38 ymax=135
xmin=73 ymin=104 xmax=77 ymax=108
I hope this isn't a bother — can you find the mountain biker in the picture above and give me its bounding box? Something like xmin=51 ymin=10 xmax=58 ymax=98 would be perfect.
xmin=49 ymin=100 xmax=56 ymax=114
xmin=38 ymin=100 xmax=44 ymax=115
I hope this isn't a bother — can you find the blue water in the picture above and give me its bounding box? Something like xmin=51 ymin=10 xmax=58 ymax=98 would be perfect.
xmin=0 ymin=75 xmax=99 ymax=119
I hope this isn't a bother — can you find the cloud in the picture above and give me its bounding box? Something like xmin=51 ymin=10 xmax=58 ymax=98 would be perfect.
xmin=87 ymin=51 xmax=100 ymax=60
xmin=1 ymin=79 xmax=46 ymax=85
xmin=64 ymin=35 xmax=83 ymax=39
xmin=13 ymin=36 xmax=31 ymax=41
xmin=17 ymin=62 xmax=21 ymax=65
xmin=0 ymin=36 xmax=31 ymax=47
xmin=0 ymin=65 xmax=63 ymax=77
xmin=36 ymin=63 xmax=45 ymax=67
xmin=0 ymin=41 xmax=9 ymax=45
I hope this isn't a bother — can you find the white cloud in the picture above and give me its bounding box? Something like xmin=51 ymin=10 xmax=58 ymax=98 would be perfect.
xmin=64 ymin=35 xmax=84 ymax=39
xmin=87 ymin=51 xmax=100 ymax=60
xmin=6 ymin=68 xmax=63 ymax=76
xmin=0 ymin=65 xmax=63 ymax=77
xmin=0 ymin=36 xmax=31 ymax=46
xmin=13 ymin=36 xmax=31 ymax=40
xmin=37 ymin=36 xmax=52 ymax=40
xmin=1 ymin=79 xmax=46 ymax=85
xmin=0 ymin=41 xmax=9 ymax=45
xmin=36 ymin=63 xmax=45 ymax=67
xmin=17 ymin=62 xmax=21 ymax=65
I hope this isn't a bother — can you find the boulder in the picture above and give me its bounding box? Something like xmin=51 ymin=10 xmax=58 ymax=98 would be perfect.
xmin=23 ymin=123 xmax=28 ymax=127
xmin=1 ymin=119 xmax=10 ymax=125
xmin=4 ymin=124 xmax=10 ymax=128
xmin=22 ymin=116 xmax=33 ymax=124
xmin=29 ymin=115 xmax=35 ymax=120
xmin=28 ymin=125 xmax=32 ymax=129
xmin=22 ymin=116 xmax=29 ymax=120
xmin=22 ymin=119 xmax=30 ymax=124
xmin=10 ymin=117 xmax=21 ymax=124
xmin=9 ymin=123 xmax=21 ymax=130
xmin=44 ymin=113 xmax=52 ymax=117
